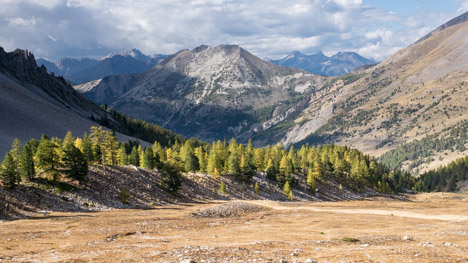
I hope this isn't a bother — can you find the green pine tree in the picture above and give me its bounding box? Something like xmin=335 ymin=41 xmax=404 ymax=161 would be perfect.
xmin=219 ymin=181 xmax=227 ymax=194
xmin=142 ymin=147 xmax=155 ymax=169
xmin=129 ymin=146 xmax=140 ymax=167
xmin=81 ymin=133 xmax=94 ymax=163
xmin=254 ymin=182 xmax=260 ymax=195
xmin=1 ymin=153 xmax=17 ymax=188
xmin=184 ymin=150 xmax=199 ymax=173
xmin=62 ymin=143 xmax=88 ymax=181
xmin=19 ymin=143 xmax=35 ymax=181
xmin=36 ymin=135 xmax=59 ymax=174
xmin=119 ymin=145 xmax=129 ymax=165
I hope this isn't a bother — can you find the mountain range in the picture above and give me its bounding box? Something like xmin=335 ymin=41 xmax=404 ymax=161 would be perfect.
xmin=37 ymin=49 xmax=167 ymax=84
xmin=269 ymin=51 xmax=376 ymax=76
xmin=75 ymin=44 xmax=327 ymax=142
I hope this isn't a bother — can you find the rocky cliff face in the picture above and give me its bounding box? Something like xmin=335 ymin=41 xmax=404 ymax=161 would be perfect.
xmin=77 ymin=44 xmax=327 ymax=142
xmin=37 ymin=49 xmax=167 ymax=84
xmin=269 ymin=51 xmax=375 ymax=76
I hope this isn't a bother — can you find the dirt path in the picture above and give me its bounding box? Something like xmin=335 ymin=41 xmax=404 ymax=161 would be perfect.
xmin=250 ymin=200 xmax=468 ymax=222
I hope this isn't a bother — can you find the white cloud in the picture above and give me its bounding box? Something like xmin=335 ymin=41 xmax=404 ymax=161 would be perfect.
xmin=0 ymin=0 xmax=464 ymax=61
xmin=7 ymin=17 xmax=38 ymax=27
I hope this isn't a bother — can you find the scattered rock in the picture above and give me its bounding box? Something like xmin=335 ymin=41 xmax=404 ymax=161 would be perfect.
xmin=305 ymin=259 xmax=318 ymax=263
xmin=402 ymin=235 xmax=412 ymax=241
xmin=180 ymin=259 xmax=195 ymax=263
xmin=191 ymin=201 xmax=268 ymax=217
xmin=361 ymin=243 xmax=370 ymax=247
xmin=443 ymin=242 xmax=452 ymax=246
xmin=279 ymin=260 xmax=288 ymax=263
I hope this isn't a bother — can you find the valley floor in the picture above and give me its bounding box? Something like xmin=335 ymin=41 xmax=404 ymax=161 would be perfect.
xmin=1 ymin=193 xmax=468 ymax=262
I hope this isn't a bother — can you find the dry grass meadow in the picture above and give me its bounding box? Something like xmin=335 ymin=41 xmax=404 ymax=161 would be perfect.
xmin=1 ymin=193 xmax=468 ymax=262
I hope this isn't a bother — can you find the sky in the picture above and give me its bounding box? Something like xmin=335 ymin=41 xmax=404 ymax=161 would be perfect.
xmin=1 ymin=0 xmax=467 ymax=62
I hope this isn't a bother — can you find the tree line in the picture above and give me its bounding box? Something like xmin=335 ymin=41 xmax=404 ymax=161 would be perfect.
xmin=414 ymin=156 xmax=468 ymax=192
xmin=0 ymin=126 xmax=415 ymax=195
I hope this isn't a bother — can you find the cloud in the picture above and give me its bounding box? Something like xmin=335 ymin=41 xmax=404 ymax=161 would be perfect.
xmin=0 ymin=0 xmax=464 ymax=61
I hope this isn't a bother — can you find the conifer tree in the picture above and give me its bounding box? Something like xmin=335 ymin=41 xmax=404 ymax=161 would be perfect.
xmin=62 ymin=143 xmax=88 ymax=181
xmin=119 ymin=145 xmax=129 ymax=165
xmin=159 ymin=162 xmax=182 ymax=192
xmin=90 ymin=126 xmax=107 ymax=167
xmin=142 ymin=147 xmax=155 ymax=169
xmin=81 ymin=133 xmax=94 ymax=163
xmin=1 ymin=153 xmax=17 ymax=188
xmin=19 ymin=143 xmax=35 ymax=181
xmin=10 ymin=138 xmax=22 ymax=174
xmin=253 ymin=148 xmax=265 ymax=171
xmin=227 ymin=151 xmax=241 ymax=175
xmin=265 ymin=159 xmax=277 ymax=181
xmin=207 ymin=148 xmax=223 ymax=174
xmin=129 ymin=146 xmax=140 ymax=166
xmin=219 ymin=181 xmax=227 ymax=194
xmin=104 ymin=131 xmax=120 ymax=165
xmin=254 ymin=182 xmax=260 ymax=195
xmin=184 ymin=150 xmax=199 ymax=173
xmin=74 ymin=137 xmax=83 ymax=151
xmin=36 ymin=135 xmax=59 ymax=174
xmin=63 ymin=131 xmax=74 ymax=147
xmin=307 ymin=169 xmax=316 ymax=194
xmin=288 ymin=190 xmax=293 ymax=200
xmin=283 ymin=181 xmax=291 ymax=196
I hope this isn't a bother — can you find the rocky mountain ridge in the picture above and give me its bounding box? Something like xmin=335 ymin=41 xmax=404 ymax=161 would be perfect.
xmin=37 ymin=49 xmax=167 ymax=84
xmin=269 ymin=50 xmax=375 ymax=76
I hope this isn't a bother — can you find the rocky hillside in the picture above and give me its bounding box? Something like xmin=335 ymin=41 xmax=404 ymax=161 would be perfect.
xmin=269 ymin=51 xmax=375 ymax=76
xmin=0 ymin=47 xmax=146 ymax=156
xmin=283 ymin=12 xmax=468 ymax=174
xmin=0 ymin=47 xmax=107 ymax=155
xmin=37 ymin=49 xmax=167 ymax=84
xmin=0 ymin=165 xmax=379 ymax=220
xmin=76 ymin=45 xmax=327 ymax=142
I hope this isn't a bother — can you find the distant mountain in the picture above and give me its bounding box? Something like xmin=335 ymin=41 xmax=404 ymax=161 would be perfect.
xmin=75 ymin=44 xmax=327 ymax=142
xmin=270 ymin=51 xmax=376 ymax=76
xmin=37 ymin=49 xmax=167 ymax=84
xmin=0 ymin=47 xmax=108 ymax=155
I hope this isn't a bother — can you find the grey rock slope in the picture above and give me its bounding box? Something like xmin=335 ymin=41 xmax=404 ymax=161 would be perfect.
xmin=37 ymin=49 xmax=167 ymax=84
xmin=270 ymin=51 xmax=375 ymax=76
xmin=77 ymin=44 xmax=327 ymax=142
xmin=0 ymin=47 xmax=116 ymax=155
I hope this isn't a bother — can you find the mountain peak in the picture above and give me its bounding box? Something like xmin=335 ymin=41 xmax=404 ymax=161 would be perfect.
xmin=101 ymin=48 xmax=149 ymax=61
xmin=270 ymin=50 xmax=373 ymax=76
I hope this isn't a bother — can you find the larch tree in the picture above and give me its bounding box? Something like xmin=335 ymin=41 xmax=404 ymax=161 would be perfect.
xmin=307 ymin=169 xmax=316 ymax=194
